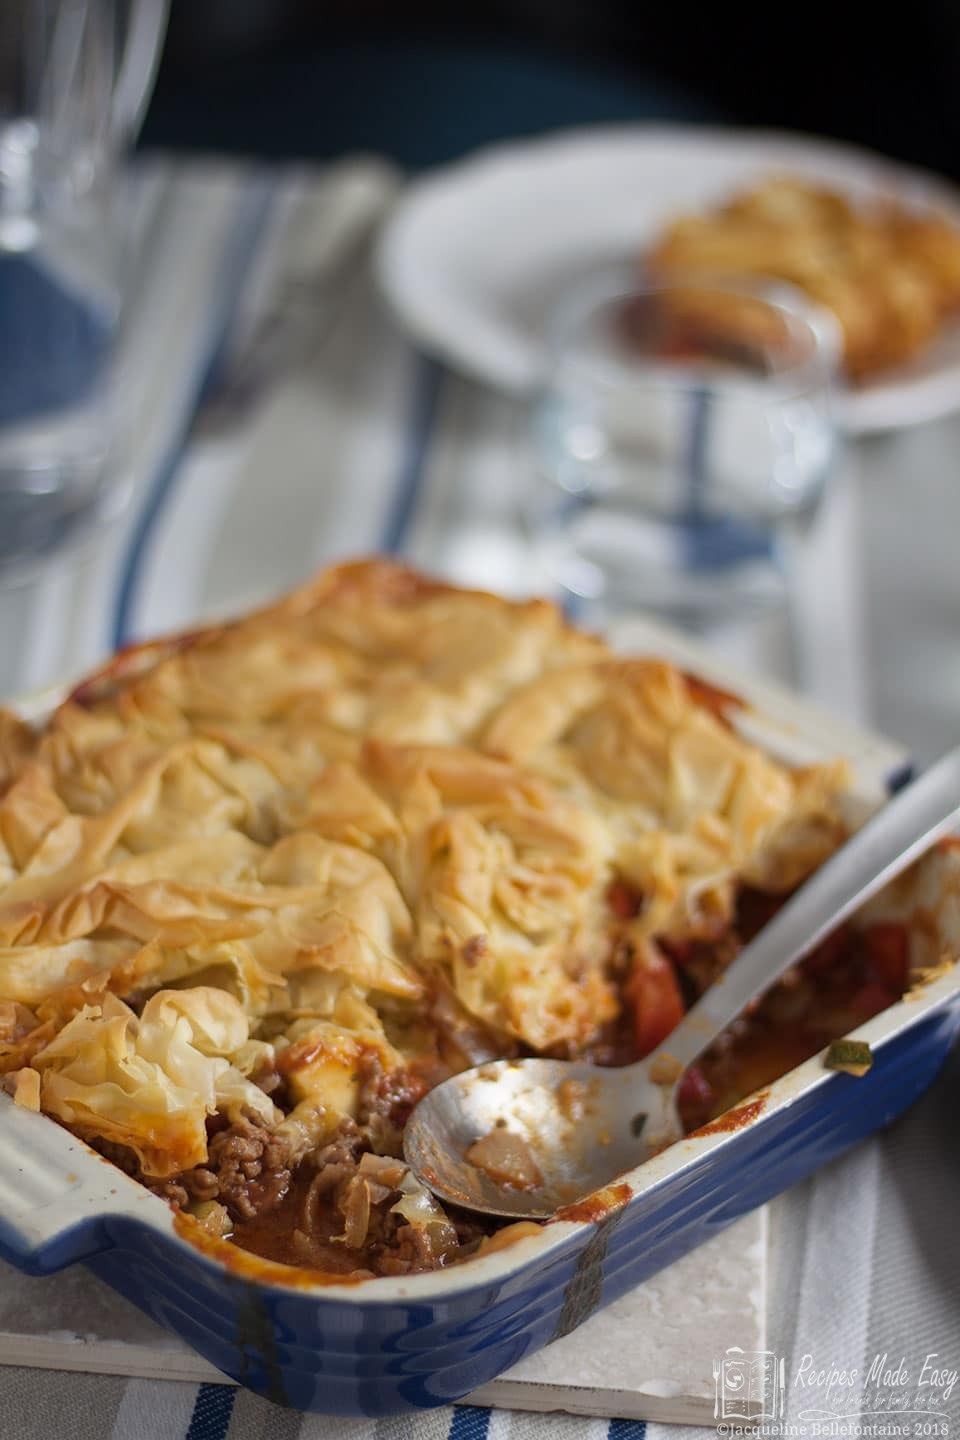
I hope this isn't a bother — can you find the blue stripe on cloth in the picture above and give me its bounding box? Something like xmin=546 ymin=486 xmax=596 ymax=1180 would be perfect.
xmin=447 ymin=1405 xmax=491 ymax=1440
xmin=184 ymin=1383 xmax=236 ymax=1440
xmin=379 ymin=354 xmax=444 ymax=555
xmin=111 ymin=172 xmax=278 ymax=650
xmin=607 ymin=1421 xmax=647 ymax=1440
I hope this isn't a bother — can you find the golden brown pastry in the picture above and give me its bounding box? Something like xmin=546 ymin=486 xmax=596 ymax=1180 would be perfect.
xmin=647 ymin=176 xmax=960 ymax=380
xmin=0 ymin=560 xmax=850 ymax=1186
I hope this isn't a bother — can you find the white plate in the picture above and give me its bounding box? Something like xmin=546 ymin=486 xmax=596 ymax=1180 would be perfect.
xmin=377 ymin=124 xmax=960 ymax=433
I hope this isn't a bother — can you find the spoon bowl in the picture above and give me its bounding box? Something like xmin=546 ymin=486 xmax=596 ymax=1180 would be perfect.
xmin=402 ymin=1057 xmax=678 ymax=1220
xmin=404 ymin=744 xmax=960 ymax=1219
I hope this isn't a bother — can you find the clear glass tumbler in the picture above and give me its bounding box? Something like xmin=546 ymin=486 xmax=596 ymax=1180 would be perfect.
xmin=529 ymin=276 xmax=840 ymax=626
xmin=0 ymin=0 xmax=167 ymax=578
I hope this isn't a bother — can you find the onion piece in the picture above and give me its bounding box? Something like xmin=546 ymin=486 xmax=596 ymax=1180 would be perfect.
xmin=465 ymin=1129 xmax=544 ymax=1190
xmin=390 ymin=1171 xmax=459 ymax=1256
xmin=340 ymin=1176 xmax=372 ymax=1249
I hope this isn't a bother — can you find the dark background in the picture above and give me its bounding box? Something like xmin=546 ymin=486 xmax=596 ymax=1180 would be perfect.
xmin=140 ymin=0 xmax=960 ymax=179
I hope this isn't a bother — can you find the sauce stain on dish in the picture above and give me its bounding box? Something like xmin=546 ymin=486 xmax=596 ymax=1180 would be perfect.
xmin=693 ymin=1093 xmax=768 ymax=1137
xmin=553 ymin=1181 xmax=632 ymax=1224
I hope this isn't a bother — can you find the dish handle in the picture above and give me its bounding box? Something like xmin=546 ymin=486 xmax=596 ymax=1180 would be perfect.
xmin=0 ymin=1095 xmax=159 ymax=1275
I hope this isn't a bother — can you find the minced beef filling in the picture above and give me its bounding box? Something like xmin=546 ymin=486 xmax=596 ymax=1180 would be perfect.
xmin=353 ymin=1051 xmax=429 ymax=1157
xmin=92 ymin=1113 xmax=294 ymax=1221
xmin=201 ymin=1113 xmax=293 ymax=1221
xmin=229 ymin=1120 xmax=491 ymax=1276
xmin=95 ymin=1074 xmax=490 ymax=1277
xmin=91 ymin=891 xmax=911 ymax=1277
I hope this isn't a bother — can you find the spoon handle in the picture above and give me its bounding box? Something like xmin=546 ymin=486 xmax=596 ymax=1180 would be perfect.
xmin=647 ymin=745 xmax=960 ymax=1075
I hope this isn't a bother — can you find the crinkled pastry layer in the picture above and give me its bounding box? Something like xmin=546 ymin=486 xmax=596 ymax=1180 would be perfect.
xmin=0 ymin=560 xmax=849 ymax=1180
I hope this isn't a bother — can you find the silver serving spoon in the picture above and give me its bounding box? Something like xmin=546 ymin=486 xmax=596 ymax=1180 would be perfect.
xmin=404 ymin=746 xmax=960 ymax=1219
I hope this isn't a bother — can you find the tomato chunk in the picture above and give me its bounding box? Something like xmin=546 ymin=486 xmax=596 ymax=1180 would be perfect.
xmin=863 ymin=922 xmax=910 ymax=992
xmin=629 ymin=948 xmax=685 ymax=1057
xmin=801 ymin=923 xmax=852 ymax=978
xmin=677 ymin=1064 xmax=713 ymax=1110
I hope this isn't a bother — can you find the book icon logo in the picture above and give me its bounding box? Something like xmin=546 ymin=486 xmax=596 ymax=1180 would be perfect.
xmin=713 ymin=1346 xmax=786 ymax=1421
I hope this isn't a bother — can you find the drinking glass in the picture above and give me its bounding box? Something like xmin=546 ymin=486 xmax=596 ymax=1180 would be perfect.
xmin=0 ymin=0 xmax=167 ymax=579
xmin=529 ymin=276 xmax=840 ymax=626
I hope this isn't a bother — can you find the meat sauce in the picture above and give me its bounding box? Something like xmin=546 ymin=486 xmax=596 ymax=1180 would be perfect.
xmin=654 ymin=893 xmax=909 ymax=1131
xmin=581 ymin=884 xmax=910 ymax=1134
xmin=232 ymin=1168 xmax=373 ymax=1275
xmin=181 ymin=887 xmax=911 ymax=1275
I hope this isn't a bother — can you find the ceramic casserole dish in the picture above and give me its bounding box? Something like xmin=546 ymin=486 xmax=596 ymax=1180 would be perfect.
xmin=0 ymin=580 xmax=957 ymax=1418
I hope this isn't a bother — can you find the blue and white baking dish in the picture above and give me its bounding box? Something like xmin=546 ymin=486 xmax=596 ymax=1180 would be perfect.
xmin=0 ymin=632 xmax=957 ymax=1417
